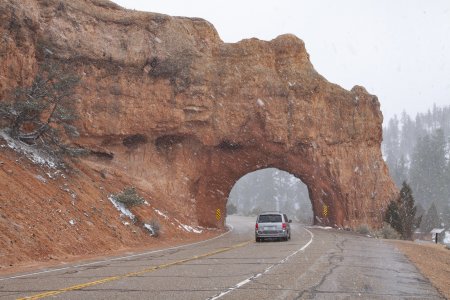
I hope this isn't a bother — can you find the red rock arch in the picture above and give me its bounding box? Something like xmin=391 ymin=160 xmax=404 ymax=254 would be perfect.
xmin=0 ymin=1 xmax=397 ymax=229
xmin=191 ymin=128 xmax=392 ymax=229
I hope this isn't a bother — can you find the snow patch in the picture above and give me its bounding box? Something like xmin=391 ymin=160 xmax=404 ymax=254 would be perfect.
xmin=108 ymin=195 xmax=135 ymax=220
xmin=310 ymin=225 xmax=333 ymax=230
xmin=256 ymin=98 xmax=265 ymax=107
xmin=144 ymin=223 xmax=157 ymax=236
xmin=174 ymin=218 xmax=203 ymax=233
xmin=0 ymin=131 xmax=57 ymax=168
xmin=154 ymin=208 xmax=168 ymax=219
xmin=35 ymin=175 xmax=48 ymax=183
xmin=444 ymin=231 xmax=450 ymax=244
xmin=180 ymin=224 xmax=203 ymax=234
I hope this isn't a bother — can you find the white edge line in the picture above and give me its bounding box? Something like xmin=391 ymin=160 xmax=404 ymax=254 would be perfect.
xmin=207 ymin=227 xmax=314 ymax=300
xmin=0 ymin=224 xmax=234 ymax=282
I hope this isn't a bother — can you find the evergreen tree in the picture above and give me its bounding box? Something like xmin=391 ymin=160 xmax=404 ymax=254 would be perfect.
xmin=420 ymin=203 xmax=441 ymax=232
xmin=415 ymin=203 xmax=425 ymax=219
xmin=384 ymin=200 xmax=402 ymax=234
xmin=392 ymin=154 xmax=408 ymax=187
xmin=383 ymin=116 xmax=400 ymax=184
xmin=409 ymin=129 xmax=448 ymax=209
xmin=397 ymin=182 xmax=417 ymax=240
xmin=415 ymin=203 xmax=425 ymax=229
xmin=399 ymin=111 xmax=415 ymax=158
xmin=445 ymin=148 xmax=450 ymax=210
xmin=441 ymin=205 xmax=450 ymax=228
xmin=0 ymin=61 xmax=81 ymax=157
xmin=384 ymin=182 xmax=419 ymax=240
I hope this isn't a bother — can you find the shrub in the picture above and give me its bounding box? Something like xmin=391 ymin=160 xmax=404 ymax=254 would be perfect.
xmin=356 ymin=224 xmax=371 ymax=235
xmin=113 ymin=187 xmax=145 ymax=207
xmin=144 ymin=219 xmax=161 ymax=237
xmin=375 ymin=223 xmax=401 ymax=239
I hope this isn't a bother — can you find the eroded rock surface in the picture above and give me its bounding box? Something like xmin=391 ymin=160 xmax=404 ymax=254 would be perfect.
xmin=0 ymin=0 xmax=397 ymax=228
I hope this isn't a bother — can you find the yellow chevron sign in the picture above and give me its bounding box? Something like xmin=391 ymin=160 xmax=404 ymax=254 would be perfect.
xmin=323 ymin=204 xmax=328 ymax=217
xmin=216 ymin=208 xmax=221 ymax=221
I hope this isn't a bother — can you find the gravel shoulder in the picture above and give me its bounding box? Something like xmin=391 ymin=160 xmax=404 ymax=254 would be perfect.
xmin=391 ymin=240 xmax=450 ymax=299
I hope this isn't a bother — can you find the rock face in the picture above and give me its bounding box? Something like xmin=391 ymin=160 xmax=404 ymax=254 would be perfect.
xmin=0 ymin=0 xmax=397 ymax=228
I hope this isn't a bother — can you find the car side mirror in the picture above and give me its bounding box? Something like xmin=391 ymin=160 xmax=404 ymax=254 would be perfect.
xmin=288 ymin=220 xmax=292 ymax=223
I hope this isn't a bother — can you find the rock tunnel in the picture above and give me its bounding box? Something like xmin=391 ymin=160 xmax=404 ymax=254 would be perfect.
xmin=0 ymin=0 xmax=398 ymax=229
xmin=227 ymin=168 xmax=313 ymax=223
xmin=188 ymin=121 xmax=396 ymax=229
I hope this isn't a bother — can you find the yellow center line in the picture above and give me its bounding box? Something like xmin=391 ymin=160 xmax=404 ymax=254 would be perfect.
xmin=17 ymin=240 xmax=251 ymax=300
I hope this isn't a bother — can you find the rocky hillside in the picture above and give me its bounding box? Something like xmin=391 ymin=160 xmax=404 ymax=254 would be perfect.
xmin=0 ymin=134 xmax=213 ymax=273
xmin=0 ymin=0 xmax=397 ymax=271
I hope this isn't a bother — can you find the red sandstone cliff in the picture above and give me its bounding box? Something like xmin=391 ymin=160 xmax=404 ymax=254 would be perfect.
xmin=0 ymin=0 xmax=397 ymax=270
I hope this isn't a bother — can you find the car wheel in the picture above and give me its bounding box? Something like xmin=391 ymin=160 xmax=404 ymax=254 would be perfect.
xmin=288 ymin=232 xmax=291 ymax=240
xmin=256 ymin=237 xmax=260 ymax=242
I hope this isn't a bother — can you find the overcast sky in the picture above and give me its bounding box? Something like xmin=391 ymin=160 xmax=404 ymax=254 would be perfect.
xmin=113 ymin=0 xmax=450 ymax=123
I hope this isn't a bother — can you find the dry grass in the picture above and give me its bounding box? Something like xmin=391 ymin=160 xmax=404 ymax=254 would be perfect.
xmin=391 ymin=240 xmax=450 ymax=299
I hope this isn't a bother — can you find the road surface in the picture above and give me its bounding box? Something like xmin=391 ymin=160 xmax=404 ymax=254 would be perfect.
xmin=0 ymin=215 xmax=443 ymax=299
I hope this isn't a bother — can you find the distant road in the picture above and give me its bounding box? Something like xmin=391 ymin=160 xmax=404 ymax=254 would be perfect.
xmin=0 ymin=216 xmax=443 ymax=299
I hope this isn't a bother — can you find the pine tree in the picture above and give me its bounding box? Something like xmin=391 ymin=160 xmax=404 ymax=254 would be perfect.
xmin=441 ymin=205 xmax=450 ymax=228
xmin=384 ymin=200 xmax=402 ymax=234
xmin=384 ymin=182 xmax=419 ymax=240
xmin=415 ymin=203 xmax=425 ymax=229
xmin=397 ymin=182 xmax=417 ymax=240
xmin=392 ymin=155 xmax=408 ymax=187
xmin=409 ymin=129 xmax=448 ymax=209
xmin=420 ymin=203 xmax=441 ymax=232
xmin=400 ymin=111 xmax=415 ymax=158
xmin=383 ymin=116 xmax=400 ymax=185
xmin=0 ymin=61 xmax=80 ymax=146
xmin=0 ymin=60 xmax=87 ymax=162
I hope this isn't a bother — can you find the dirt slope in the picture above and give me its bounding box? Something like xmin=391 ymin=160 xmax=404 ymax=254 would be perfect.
xmin=0 ymin=137 xmax=220 ymax=274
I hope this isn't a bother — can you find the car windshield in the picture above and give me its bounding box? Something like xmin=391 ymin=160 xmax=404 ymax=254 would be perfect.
xmin=258 ymin=214 xmax=282 ymax=223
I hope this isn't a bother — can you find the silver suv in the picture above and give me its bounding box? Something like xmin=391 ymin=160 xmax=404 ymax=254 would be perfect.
xmin=255 ymin=212 xmax=291 ymax=242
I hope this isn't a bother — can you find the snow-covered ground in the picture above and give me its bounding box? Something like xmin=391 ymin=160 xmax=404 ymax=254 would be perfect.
xmin=0 ymin=130 xmax=57 ymax=168
xmin=108 ymin=196 xmax=135 ymax=220
xmin=444 ymin=231 xmax=450 ymax=245
xmin=108 ymin=195 xmax=204 ymax=234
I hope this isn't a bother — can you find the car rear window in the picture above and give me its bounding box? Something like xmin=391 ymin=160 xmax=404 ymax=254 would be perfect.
xmin=258 ymin=214 xmax=282 ymax=223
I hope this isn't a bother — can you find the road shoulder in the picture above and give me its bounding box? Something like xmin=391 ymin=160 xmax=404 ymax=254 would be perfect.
xmin=390 ymin=240 xmax=450 ymax=299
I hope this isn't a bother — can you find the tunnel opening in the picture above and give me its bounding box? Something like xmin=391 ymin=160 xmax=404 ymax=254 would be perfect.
xmin=226 ymin=168 xmax=313 ymax=224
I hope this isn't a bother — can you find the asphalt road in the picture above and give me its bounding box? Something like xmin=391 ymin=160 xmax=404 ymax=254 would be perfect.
xmin=0 ymin=215 xmax=443 ymax=299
